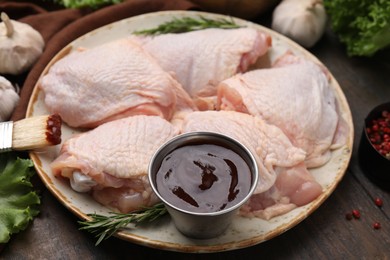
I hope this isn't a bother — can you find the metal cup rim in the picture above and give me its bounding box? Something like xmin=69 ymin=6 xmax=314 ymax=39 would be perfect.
xmin=148 ymin=131 xmax=259 ymax=216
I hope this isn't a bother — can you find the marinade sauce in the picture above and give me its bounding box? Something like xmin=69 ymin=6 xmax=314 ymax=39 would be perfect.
xmin=155 ymin=143 xmax=253 ymax=213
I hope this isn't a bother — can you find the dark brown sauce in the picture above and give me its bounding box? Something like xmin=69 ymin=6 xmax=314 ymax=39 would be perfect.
xmin=155 ymin=144 xmax=252 ymax=213
xmin=46 ymin=114 xmax=62 ymax=145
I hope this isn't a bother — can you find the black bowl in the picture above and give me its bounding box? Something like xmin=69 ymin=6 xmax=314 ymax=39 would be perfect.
xmin=358 ymin=102 xmax=390 ymax=188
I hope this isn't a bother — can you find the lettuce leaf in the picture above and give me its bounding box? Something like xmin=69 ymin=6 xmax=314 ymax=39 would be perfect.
xmin=0 ymin=153 xmax=40 ymax=243
xmin=324 ymin=0 xmax=390 ymax=57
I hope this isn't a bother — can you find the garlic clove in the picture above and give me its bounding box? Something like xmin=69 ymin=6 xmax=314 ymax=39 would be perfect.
xmin=0 ymin=12 xmax=45 ymax=75
xmin=0 ymin=76 xmax=19 ymax=122
xmin=271 ymin=0 xmax=327 ymax=48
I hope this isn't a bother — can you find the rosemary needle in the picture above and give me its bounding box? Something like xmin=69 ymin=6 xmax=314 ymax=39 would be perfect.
xmin=78 ymin=202 xmax=168 ymax=246
xmin=133 ymin=16 xmax=241 ymax=35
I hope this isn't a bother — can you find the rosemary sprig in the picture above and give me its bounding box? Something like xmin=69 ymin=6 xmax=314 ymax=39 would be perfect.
xmin=133 ymin=16 xmax=241 ymax=35
xmin=78 ymin=202 xmax=168 ymax=245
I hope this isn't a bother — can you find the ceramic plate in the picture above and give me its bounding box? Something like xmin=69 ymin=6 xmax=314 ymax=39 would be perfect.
xmin=26 ymin=10 xmax=354 ymax=253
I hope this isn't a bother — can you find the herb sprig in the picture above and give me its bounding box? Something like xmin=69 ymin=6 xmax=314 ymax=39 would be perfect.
xmin=133 ymin=16 xmax=241 ymax=35
xmin=78 ymin=203 xmax=167 ymax=245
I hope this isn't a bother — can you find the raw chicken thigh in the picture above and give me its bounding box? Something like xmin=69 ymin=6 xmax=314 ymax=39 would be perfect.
xmin=240 ymin=162 xmax=322 ymax=220
xmin=131 ymin=27 xmax=271 ymax=109
xmin=180 ymin=110 xmax=322 ymax=219
xmin=50 ymin=115 xmax=179 ymax=213
xmin=180 ymin=110 xmax=307 ymax=193
xmin=217 ymin=52 xmax=346 ymax=168
xmin=39 ymin=38 xmax=196 ymax=128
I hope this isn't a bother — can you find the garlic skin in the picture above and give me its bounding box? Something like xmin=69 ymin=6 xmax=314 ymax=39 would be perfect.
xmin=0 ymin=76 xmax=19 ymax=122
xmin=271 ymin=0 xmax=327 ymax=48
xmin=0 ymin=12 xmax=45 ymax=75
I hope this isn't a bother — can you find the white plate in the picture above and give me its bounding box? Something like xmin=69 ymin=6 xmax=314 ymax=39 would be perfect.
xmin=27 ymin=10 xmax=354 ymax=253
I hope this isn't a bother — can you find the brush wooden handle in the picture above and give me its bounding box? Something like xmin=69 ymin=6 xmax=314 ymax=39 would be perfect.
xmin=0 ymin=121 xmax=13 ymax=152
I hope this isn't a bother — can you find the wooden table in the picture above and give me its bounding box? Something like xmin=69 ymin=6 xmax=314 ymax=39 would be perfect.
xmin=2 ymin=10 xmax=390 ymax=260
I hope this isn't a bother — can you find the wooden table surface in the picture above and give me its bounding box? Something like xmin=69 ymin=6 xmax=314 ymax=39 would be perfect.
xmin=2 ymin=8 xmax=390 ymax=260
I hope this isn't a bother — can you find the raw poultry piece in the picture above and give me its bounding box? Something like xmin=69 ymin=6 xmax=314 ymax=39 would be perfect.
xmin=240 ymin=162 xmax=322 ymax=220
xmin=180 ymin=110 xmax=307 ymax=193
xmin=39 ymin=38 xmax=196 ymax=128
xmin=50 ymin=115 xmax=179 ymax=213
xmin=131 ymin=27 xmax=272 ymax=110
xmin=217 ymin=52 xmax=347 ymax=168
xmin=180 ymin=110 xmax=322 ymax=219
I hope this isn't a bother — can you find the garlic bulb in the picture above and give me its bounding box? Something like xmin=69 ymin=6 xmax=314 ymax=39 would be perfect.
xmin=0 ymin=12 xmax=45 ymax=75
xmin=0 ymin=76 xmax=19 ymax=122
xmin=271 ymin=0 xmax=327 ymax=48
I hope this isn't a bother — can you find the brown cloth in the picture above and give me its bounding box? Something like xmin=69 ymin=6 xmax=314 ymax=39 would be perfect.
xmin=0 ymin=0 xmax=197 ymax=121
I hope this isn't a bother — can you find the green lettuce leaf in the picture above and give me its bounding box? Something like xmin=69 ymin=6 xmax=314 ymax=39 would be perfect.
xmin=324 ymin=0 xmax=390 ymax=57
xmin=0 ymin=153 xmax=40 ymax=243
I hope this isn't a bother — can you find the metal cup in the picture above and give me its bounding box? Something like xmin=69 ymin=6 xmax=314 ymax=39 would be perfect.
xmin=148 ymin=132 xmax=259 ymax=239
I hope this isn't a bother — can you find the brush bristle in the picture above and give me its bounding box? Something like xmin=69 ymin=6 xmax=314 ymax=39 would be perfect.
xmin=12 ymin=114 xmax=62 ymax=150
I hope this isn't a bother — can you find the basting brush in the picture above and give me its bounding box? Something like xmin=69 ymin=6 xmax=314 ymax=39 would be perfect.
xmin=0 ymin=114 xmax=62 ymax=152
